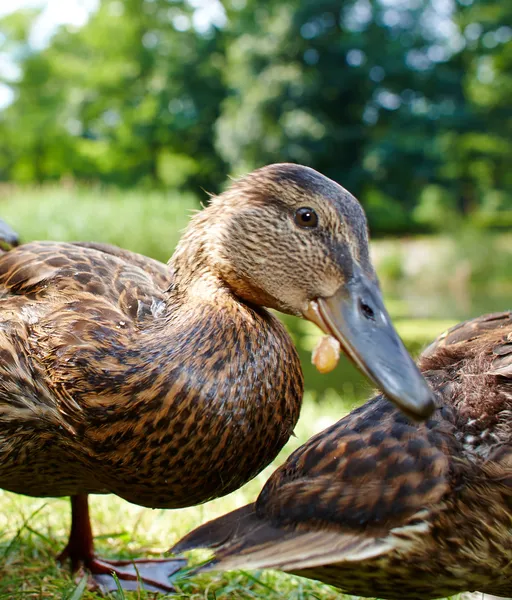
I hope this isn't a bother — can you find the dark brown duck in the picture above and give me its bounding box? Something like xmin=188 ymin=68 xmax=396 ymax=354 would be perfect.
xmin=175 ymin=312 xmax=512 ymax=599
xmin=0 ymin=164 xmax=433 ymax=592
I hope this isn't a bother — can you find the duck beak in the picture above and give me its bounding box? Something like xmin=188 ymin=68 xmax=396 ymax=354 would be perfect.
xmin=0 ymin=220 xmax=19 ymax=249
xmin=303 ymin=273 xmax=435 ymax=420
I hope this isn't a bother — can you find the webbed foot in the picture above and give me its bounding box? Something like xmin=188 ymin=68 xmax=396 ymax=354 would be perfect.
xmin=86 ymin=556 xmax=186 ymax=593
xmin=59 ymin=495 xmax=186 ymax=593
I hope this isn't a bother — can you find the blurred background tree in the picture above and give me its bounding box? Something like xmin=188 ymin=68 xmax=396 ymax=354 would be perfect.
xmin=0 ymin=0 xmax=510 ymax=234
xmin=0 ymin=0 xmax=228 ymax=191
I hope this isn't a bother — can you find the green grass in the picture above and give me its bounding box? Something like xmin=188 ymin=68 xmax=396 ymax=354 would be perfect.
xmin=0 ymin=183 xmax=198 ymax=263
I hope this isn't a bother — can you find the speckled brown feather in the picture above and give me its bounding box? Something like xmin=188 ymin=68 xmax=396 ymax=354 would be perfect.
xmin=174 ymin=311 xmax=512 ymax=599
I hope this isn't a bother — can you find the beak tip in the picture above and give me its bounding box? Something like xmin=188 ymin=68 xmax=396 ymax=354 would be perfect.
xmin=309 ymin=290 xmax=438 ymax=422
xmin=416 ymin=398 xmax=436 ymax=420
xmin=398 ymin=388 xmax=436 ymax=421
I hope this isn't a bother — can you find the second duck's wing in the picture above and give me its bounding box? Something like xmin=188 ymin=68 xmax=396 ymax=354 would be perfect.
xmin=174 ymin=312 xmax=512 ymax=576
xmin=173 ymin=394 xmax=460 ymax=572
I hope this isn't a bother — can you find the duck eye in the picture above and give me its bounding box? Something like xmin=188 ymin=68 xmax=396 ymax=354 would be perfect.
xmin=294 ymin=207 xmax=318 ymax=228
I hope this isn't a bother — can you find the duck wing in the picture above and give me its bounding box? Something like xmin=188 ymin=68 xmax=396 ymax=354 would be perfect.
xmin=0 ymin=241 xmax=171 ymax=313
xmin=0 ymin=241 xmax=172 ymax=429
xmin=71 ymin=241 xmax=171 ymax=290
xmin=173 ymin=394 xmax=460 ymax=572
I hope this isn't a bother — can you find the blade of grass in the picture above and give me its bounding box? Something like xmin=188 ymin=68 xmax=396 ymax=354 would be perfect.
xmin=3 ymin=503 xmax=48 ymax=559
xmin=64 ymin=574 xmax=88 ymax=600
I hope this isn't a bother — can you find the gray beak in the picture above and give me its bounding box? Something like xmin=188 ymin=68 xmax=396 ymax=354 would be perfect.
xmin=0 ymin=220 xmax=19 ymax=248
xmin=303 ymin=273 xmax=435 ymax=420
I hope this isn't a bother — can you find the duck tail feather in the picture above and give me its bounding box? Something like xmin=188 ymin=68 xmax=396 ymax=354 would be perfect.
xmin=172 ymin=504 xmax=395 ymax=574
xmin=171 ymin=504 xmax=258 ymax=554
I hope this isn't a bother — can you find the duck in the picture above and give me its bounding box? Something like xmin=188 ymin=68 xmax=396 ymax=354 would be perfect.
xmin=174 ymin=311 xmax=512 ymax=599
xmin=0 ymin=164 xmax=433 ymax=593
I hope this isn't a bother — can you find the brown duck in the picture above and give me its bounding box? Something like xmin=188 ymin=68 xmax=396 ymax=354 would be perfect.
xmin=175 ymin=311 xmax=512 ymax=599
xmin=0 ymin=164 xmax=433 ymax=592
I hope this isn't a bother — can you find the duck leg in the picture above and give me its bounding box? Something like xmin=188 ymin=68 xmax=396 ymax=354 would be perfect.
xmin=58 ymin=494 xmax=185 ymax=593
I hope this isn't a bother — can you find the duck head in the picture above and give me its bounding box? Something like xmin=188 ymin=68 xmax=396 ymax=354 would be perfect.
xmin=174 ymin=163 xmax=435 ymax=419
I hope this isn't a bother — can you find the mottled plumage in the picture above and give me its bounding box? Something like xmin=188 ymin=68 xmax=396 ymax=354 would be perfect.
xmin=0 ymin=164 xmax=432 ymax=592
xmin=175 ymin=312 xmax=512 ymax=599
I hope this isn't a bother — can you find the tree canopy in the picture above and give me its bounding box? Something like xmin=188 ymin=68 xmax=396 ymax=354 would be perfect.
xmin=0 ymin=0 xmax=510 ymax=234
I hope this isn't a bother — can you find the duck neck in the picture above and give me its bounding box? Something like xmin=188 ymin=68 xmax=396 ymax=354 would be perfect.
xmin=71 ymin=211 xmax=304 ymax=505
xmin=134 ymin=228 xmax=303 ymax=439
xmin=168 ymin=205 xmax=220 ymax=294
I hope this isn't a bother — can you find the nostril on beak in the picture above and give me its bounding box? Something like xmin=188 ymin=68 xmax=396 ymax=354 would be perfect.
xmin=358 ymin=298 xmax=375 ymax=321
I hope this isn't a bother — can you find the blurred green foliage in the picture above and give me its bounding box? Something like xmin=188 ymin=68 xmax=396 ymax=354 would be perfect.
xmin=0 ymin=184 xmax=195 ymax=261
xmin=0 ymin=0 xmax=510 ymax=235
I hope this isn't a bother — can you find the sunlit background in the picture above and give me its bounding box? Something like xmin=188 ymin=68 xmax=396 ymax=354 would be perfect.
xmin=0 ymin=1 xmax=511 ymax=597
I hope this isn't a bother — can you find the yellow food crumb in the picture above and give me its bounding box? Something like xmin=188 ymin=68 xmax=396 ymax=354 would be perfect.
xmin=311 ymin=335 xmax=341 ymax=374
